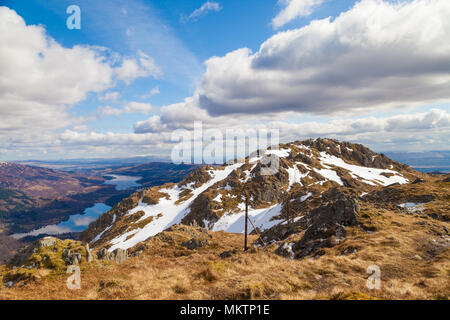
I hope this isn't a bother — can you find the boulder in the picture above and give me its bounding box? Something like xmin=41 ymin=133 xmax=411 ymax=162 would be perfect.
xmin=219 ymin=249 xmax=237 ymax=259
xmin=291 ymin=194 xmax=360 ymax=259
xmin=96 ymin=248 xmax=128 ymax=264
xmin=9 ymin=236 xmax=59 ymax=266
xmin=130 ymin=244 xmax=148 ymax=257
xmin=39 ymin=237 xmax=58 ymax=248
xmin=181 ymin=238 xmax=208 ymax=250
xmin=62 ymin=248 xmax=82 ymax=265
xmin=85 ymin=244 xmax=93 ymax=263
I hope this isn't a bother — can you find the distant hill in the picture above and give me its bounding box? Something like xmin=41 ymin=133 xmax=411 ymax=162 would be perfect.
xmin=385 ymin=151 xmax=450 ymax=173
xmin=99 ymin=162 xmax=201 ymax=188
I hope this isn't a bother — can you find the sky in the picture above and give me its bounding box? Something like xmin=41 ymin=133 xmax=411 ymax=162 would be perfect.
xmin=0 ymin=0 xmax=449 ymax=161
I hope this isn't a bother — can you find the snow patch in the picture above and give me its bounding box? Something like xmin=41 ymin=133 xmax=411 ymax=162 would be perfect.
xmin=212 ymin=203 xmax=284 ymax=234
xmin=319 ymin=152 xmax=408 ymax=186
xmin=106 ymin=163 xmax=244 ymax=251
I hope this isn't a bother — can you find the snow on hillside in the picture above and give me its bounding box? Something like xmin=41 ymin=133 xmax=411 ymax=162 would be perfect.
xmin=107 ymin=163 xmax=243 ymax=251
xmin=88 ymin=140 xmax=413 ymax=252
xmin=212 ymin=203 xmax=284 ymax=234
xmin=318 ymin=152 xmax=409 ymax=186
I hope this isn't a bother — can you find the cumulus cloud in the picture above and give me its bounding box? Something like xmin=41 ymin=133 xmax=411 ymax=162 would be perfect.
xmin=98 ymin=102 xmax=153 ymax=117
xmin=134 ymin=115 xmax=166 ymax=133
xmin=272 ymin=0 xmax=324 ymax=29
xmin=99 ymin=91 xmax=121 ymax=102
xmin=115 ymin=50 xmax=162 ymax=84
xmin=0 ymin=7 xmax=161 ymax=146
xmin=59 ymin=129 xmax=170 ymax=147
xmin=175 ymin=0 xmax=450 ymax=117
xmin=0 ymin=7 xmax=114 ymax=137
xmin=76 ymin=108 xmax=450 ymax=154
xmin=98 ymin=106 xmax=124 ymax=117
xmin=182 ymin=1 xmax=222 ymax=22
xmin=272 ymin=109 xmax=450 ymax=138
xmin=141 ymin=86 xmax=160 ymax=99
xmin=124 ymin=102 xmax=153 ymax=114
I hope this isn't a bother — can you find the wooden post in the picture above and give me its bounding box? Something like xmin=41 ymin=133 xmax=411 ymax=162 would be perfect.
xmin=286 ymin=193 xmax=290 ymax=224
xmin=244 ymin=193 xmax=248 ymax=251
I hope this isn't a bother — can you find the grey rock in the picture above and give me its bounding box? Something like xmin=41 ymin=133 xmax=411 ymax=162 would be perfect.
xmin=291 ymin=194 xmax=360 ymax=259
xmin=112 ymin=249 xmax=128 ymax=264
xmin=219 ymin=249 xmax=237 ymax=259
xmin=62 ymin=249 xmax=82 ymax=265
xmin=130 ymin=244 xmax=147 ymax=257
xmin=85 ymin=244 xmax=93 ymax=263
xmin=96 ymin=248 xmax=128 ymax=264
xmin=181 ymin=238 xmax=207 ymax=250
xmin=9 ymin=236 xmax=59 ymax=267
xmin=39 ymin=237 xmax=58 ymax=248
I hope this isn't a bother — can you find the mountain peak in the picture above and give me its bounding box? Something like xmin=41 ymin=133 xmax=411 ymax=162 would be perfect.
xmin=80 ymin=139 xmax=420 ymax=253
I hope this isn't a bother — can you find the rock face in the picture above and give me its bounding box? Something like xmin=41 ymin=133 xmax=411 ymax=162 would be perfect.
xmin=96 ymin=248 xmax=128 ymax=264
xmin=288 ymin=193 xmax=360 ymax=259
xmin=181 ymin=238 xmax=208 ymax=250
xmin=219 ymin=249 xmax=237 ymax=259
xmin=62 ymin=248 xmax=82 ymax=265
xmin=4 ymin=237 xmax=92 ymax=287
xmin=10 ymin=236 xmax=59 ymax=267
xmin=85 ymin=244 xmax=93 ymax=263
xmin=81 ymin=138 xmax=417 ymax=252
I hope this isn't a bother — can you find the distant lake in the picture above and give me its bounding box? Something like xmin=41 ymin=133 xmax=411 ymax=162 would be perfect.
xmin=414 ymin=167 xmax=450 ymax=174
xmin=12 ymin=203 xmax=111 ymax=239
xmin=103 ymin=174 xmax=142 ymax=190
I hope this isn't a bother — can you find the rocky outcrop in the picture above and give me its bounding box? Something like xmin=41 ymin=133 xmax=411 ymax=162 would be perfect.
xmin=85 ymin=244 xmax=93 ymax=262
xmin=181 ymin=238 xmax=208 ymax=250
xmin=83 ymin=138 xmax=418 ymax=251
xmin=96 ymin=248 xmax=128 ymax=264
xmin=9 ymin=236 xmax=58 ymax=267
xmin=4 ymin=237 xmax=92 ymax=287
xmin=271 ymin=192 xmax=360 ymax=259
xmin=219 ymin=249 xmax=237 ymax=259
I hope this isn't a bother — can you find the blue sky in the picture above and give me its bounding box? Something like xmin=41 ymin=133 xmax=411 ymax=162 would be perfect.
xmin=0 ymin=0 xmax=449 ymax=160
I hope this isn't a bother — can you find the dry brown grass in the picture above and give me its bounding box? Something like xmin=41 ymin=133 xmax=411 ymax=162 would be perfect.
xmin=0 ymin=209 xmax=448 ymax=300
xmin=1 ymin=177 xmax=448 ymax=300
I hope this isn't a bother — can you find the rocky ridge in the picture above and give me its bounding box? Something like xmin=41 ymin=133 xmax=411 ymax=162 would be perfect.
xmin=80 ymin=138 xmax=421 ymax=257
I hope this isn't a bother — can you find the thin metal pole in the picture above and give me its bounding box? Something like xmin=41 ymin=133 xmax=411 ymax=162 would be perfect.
xmin=286 ymin=193 xmax=290 ymax=224
xmin=244 ymin=193 xmax=248 ymax=251
xmin=247 ymin=215 xmax=266 ymax=247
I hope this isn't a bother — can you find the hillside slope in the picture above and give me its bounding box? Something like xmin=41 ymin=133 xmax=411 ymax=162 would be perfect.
xmin=1 ymin=138 xmax=448 ymax=300
xmin=81 ymin=138 xmax=419 ymax=251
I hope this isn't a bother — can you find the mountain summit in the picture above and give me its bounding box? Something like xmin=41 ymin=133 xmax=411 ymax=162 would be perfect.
xmin=80 ymin=138 xmax=418 ymax=253
xmin=2 ymin=139 xmax=449 ymax=300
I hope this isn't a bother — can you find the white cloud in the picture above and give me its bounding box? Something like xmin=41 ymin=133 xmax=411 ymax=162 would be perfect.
xmin=98 ymin=102 xmax=153 ymax=117
xmin=99 ymin=91 xmax=121 ymax=102
xmin=98 ymin=105 xmax=124 ymax=117
xmin=0 ymin=6 xmax=115 ymax=138
xmin=59 ymin=129 xmax=170 ymax=146
xmin=0 ymin=7 xmax=161 ymax=147
xmin=134 ymin=115 xmax=166 ymax=133
xmin=115 ymin=50 xmax=162 ymax=84
xmin=272 ymin=0 xmax=324 ymax=29
xmin=124 ymin=102 xmax=153 ymax=114
xmin=69 ymin=108 xmax=450 ymax=154
xmin=187 ymin=0 xmax=450 ymax=117
xmin=141 ymin=86 xmax=160 ymax=99
xmin=182 ymin=1 xmax=222 ymax=22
